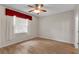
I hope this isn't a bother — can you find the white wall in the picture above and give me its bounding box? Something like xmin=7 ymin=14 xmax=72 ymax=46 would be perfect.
xmin=38 ymin=10 xmax=75 ymax=44
xmin=0 ymin=5 xmax=38 ymax=47
xmin=0 ymin=5 xmax=7 ymax=45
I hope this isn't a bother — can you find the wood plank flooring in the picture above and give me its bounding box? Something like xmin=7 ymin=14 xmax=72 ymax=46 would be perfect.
xmin=0 ymin=37 xmax=76 ymax=54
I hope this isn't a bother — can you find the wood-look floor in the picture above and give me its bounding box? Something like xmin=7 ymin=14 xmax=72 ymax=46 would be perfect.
xmin=0 ymin=37 xmax=76 ymax=54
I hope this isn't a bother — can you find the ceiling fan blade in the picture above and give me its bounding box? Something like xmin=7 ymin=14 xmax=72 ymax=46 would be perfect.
xmin=28 ymin=10 xmax=34 ymax=12
xmin=27 ymin=5 xmax=34 ymax=8
xmin=41 ymin=10 xmax=47 ymax=12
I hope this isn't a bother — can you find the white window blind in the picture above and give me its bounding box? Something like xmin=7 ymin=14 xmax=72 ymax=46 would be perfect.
xmin=13 ymin=16 xmax=28 ymax=33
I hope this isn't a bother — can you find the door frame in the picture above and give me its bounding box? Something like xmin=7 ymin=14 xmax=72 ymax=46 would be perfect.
xmin=74 ymin=5 xmax=78 ymax=48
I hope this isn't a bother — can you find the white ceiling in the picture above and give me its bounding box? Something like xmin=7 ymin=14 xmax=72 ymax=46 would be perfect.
xmin=3 ymin=4 xmax=75 ymax=17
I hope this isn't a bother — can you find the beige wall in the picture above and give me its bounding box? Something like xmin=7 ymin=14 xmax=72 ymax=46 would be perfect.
xmin=38 ymin=10 xmax=75 ymax=44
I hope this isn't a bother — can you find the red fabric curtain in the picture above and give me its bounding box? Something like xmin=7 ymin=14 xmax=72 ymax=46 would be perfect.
xmin=5 ymin=8 xmax=32 ymax=20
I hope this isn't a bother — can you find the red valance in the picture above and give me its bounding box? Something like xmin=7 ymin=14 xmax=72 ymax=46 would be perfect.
xmin=5 ymin=8 xmax=32 ymax=20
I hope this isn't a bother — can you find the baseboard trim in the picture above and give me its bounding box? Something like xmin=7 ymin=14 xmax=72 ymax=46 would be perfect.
xmin=37 ymin=37 xmax=74 ymax=46
xmin=0 ymin=37 xmax=36 ymax=48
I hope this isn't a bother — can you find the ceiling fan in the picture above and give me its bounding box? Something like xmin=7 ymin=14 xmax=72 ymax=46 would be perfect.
xmin=27 ymin=4 xmax=47 ymax=15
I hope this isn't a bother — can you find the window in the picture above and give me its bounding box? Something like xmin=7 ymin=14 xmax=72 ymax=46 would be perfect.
xmin=13 ymin=16 xmax=28 ymax=33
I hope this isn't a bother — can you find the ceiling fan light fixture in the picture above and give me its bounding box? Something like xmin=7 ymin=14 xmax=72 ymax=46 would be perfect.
xmin=38 ymin=5 xmax=41 ymax=9
xmin=33 ymin=10 xmax=40 ymax=13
